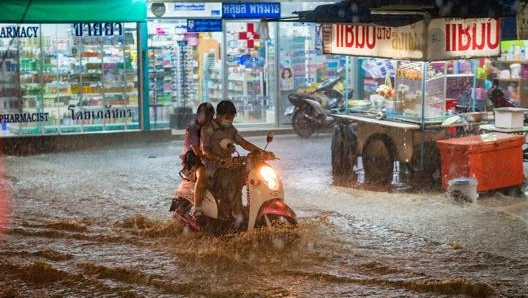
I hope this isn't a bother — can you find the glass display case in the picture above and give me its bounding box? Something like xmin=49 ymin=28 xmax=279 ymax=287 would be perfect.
xmin=388 ymin=60 xmax=475 ymax=123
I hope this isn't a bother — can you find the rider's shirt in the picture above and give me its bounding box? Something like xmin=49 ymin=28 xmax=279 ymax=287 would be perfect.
xmin=183 ymin=121 xmax=201 ymax=154
xmin=200 ymin=119 xmax=244 ymax=176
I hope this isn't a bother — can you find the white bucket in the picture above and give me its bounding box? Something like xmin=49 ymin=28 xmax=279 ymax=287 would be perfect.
xmin=447 ymin=177 xmax=478 ymax=203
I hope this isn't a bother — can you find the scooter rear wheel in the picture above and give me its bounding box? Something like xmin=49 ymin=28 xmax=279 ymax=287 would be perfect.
xmin=292 ymin=107 xmax=316 ymax=138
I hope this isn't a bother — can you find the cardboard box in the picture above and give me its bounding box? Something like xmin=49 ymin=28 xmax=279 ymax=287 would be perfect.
xmin=494 ymin=107 xmax=526 ymax=129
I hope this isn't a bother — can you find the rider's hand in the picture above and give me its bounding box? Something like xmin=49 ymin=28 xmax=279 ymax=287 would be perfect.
xmin=220 ymin=157 xmax=233 ymax=167
xmin=251 ymin=148 xmax=266 ymax=156
xmin=227 ymin=144 xmax=236 ymax=154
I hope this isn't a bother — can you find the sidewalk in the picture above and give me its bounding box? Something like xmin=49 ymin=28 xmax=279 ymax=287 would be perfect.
xmin=0 ymin=124 xmax=294 ymax=156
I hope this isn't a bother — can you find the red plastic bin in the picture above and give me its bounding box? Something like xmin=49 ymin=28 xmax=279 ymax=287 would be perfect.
xmin=445 ymin=98 xmax=459 ymax=111
xmin=436 ymin=133 xmax=525 ymax=192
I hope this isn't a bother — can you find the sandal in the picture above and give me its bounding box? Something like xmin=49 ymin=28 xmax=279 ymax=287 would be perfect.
xmin=192 ymin=208 xmax=204 ymax=218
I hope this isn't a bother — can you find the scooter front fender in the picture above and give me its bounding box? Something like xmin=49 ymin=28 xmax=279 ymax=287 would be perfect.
xmin=256 ymin=199 xmax=297 ymax=225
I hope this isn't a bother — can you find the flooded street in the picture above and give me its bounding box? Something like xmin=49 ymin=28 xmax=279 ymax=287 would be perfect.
xmin=1 ymin=134 xmax=527 ymax=297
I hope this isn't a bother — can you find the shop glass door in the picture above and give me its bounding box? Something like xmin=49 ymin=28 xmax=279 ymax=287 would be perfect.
xmin=147 ymin=19 xmax=223 ymax=129
xmin=225 ymin=21 xmax=276 ymax=124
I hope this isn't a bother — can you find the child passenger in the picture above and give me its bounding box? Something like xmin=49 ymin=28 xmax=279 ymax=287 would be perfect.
xmin=180 ymin=102 xmax=215 ymax=217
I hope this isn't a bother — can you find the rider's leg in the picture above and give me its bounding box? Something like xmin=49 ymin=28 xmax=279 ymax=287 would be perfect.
xmin=194 ymin=165 xmax=207 ymax=212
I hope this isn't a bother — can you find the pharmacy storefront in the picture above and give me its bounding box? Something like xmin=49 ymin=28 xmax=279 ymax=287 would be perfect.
xmin=147 ymin=1 xmax=351 ymax=129
xmin=0 ymin=0 xmax=146 ymax=136
xmin=0 ymin=0 xmax=354 ymax=136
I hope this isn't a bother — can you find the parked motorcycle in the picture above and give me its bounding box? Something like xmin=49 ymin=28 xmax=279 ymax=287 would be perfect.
xmin=285 ymin=75 xmax=352 ymax=138
xmin=170 ymin=133 xmax=297 ymax=234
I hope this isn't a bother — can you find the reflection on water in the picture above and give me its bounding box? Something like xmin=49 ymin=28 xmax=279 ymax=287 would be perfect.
xmin=1 ymin=213 xmax=526 ymax=297
xmin=1 ymin=138 xmax=527 ymax=297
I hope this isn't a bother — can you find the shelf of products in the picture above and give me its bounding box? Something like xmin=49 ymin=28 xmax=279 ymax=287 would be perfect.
xmin=203 ymin=52 xmax=222 ymax=102
xmin=488 ymin=60 xmax=528 ymax=107
xmin=0 ymin=48 xmax=21 ymax=120
xmin=227 ymin=66 xmax=264 ymax=113
xmin=0 ymin=24 xmax=140 ymax=136
xmin=390 ymin=61 xmax=475 ymax=122
xmin=148 ymin=42 xmax=199 ymax=127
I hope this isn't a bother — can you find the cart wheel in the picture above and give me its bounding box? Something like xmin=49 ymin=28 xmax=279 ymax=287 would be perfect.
xmin=410 ymin=142 xmax=441 ymax=185
xmin=292 ymin=106 xmax=316 ymax=138
xmin=331 ymin=123 xmax=357 ymax=177
xmin=362 ymin=134 xmax=395 ymax=184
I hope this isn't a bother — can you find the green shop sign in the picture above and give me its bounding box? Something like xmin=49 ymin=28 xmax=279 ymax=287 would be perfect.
xmin=0 ymin=0 xmax=146 ymax=23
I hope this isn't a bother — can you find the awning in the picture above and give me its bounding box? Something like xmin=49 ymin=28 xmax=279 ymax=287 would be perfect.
xmin=0 ymin=0 xmax=147 ymax=23
xmin=285 ymin=0 xmax=517 ymax=27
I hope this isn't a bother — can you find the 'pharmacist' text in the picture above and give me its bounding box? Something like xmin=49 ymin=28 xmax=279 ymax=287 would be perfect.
xmin=0 ymin=113 xmax=49 ymax=123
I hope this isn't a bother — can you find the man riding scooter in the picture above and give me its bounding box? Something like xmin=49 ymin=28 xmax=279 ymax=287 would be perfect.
xmin=487 ymin=79 xmax=516 ymax=109
xmin=200 ymin=100 xmax=267 ymax=224
xmin=171 ymin=100 xmax=296 ymax=232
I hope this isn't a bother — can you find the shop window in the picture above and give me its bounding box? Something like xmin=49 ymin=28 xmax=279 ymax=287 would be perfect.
xmin=0 ymin=22 xmax=139 ymax=136
xmin=278 ymin=20 xmax=353 ymax=123
xmin=147 ymin=19 xmax=223 ymax=129
xmin=225 ymin=21 xmax=276 ymax=124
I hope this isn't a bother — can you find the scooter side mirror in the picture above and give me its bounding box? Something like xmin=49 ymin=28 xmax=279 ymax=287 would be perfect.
xmin=266 ymin=131 xmax=274 ymax=144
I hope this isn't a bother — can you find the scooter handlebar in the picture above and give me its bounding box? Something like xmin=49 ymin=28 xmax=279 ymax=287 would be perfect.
xmin=230 ymin=151 xmax=278 ymax=165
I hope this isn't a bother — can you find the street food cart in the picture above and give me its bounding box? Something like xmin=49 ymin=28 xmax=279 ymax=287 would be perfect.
xmin=323 ymin=17 xmax=510 ymax=187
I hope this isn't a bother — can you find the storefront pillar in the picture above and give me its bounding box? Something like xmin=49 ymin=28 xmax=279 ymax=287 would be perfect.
xmin=273 ymin=21 xmax=280 ymax=127
xmin=138 ymin=21 xmax=150 ymax=130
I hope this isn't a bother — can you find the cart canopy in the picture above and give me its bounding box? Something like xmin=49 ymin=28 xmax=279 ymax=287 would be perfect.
xmin=290 ymin=0 xmax=517 ymax=26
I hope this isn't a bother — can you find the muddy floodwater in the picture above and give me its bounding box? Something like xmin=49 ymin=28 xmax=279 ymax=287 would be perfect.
xmin=1 ymin=135 xmax=527 ymax=297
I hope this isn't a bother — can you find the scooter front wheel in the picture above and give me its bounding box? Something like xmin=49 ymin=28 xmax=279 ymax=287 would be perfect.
xmin=292 ymin=107 xmax=316 ymax=138
xmin=258 ymin=215 xmax=298 ymax=248
xmin=258 ymin=214 xmax=297 ymax=228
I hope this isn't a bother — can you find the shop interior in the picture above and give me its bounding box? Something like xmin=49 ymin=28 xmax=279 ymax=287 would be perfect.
xmin=146 ymin=1 xmax=350 ymax=129
xmin=353 ymin=40 xmax=528 ymax=124
xmin=0 ymin=23 xmax=139 ymax=135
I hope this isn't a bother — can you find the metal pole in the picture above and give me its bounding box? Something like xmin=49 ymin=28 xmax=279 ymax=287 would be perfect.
xmin=420 ymin=61 xmax=426 ymax=169
xmin=138 ymin=21 xmax=150 ymax=130
xmin=345 ymin=55 xmax=349 ymax=114
xmin=222 ymin=19 xmax=228 ymax=101
xmin=274 ymin=21 xmax=280 ymax=127
xmin=472 ymin=59 xmax=478 ymax=111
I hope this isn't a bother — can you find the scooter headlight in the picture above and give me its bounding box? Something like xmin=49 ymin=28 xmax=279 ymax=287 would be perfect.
xmin=259 ymin=165 xmax=279 ymax=191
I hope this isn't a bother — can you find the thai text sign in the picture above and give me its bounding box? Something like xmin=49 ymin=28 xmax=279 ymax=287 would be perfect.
xmin=427 ymin=18 xmax=500 ymax=60
xmin=323 ymin=18 xmax=500 ymax=61
xmin=147 ymin=3 xmax=222 ymax=18
xmin=323 ymin=21 xmax=426 ymax=60
xmin=73 ymin=23 xmax=123 ymax=37
xmin=222 ymin=2 xmax=280 ymax=19
xmin=187 ymin=19 xmax=222 ymax=32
